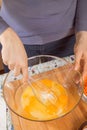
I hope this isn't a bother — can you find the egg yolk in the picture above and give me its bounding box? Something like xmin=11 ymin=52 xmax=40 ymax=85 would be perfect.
xmin=21 ymin=79 xmax=68 ymax=120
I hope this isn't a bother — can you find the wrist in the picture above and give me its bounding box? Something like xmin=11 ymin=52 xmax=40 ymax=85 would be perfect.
xmin=76 ymin=31 xmax=87 ymax=42
xmin=0 ymin=27 xmax=13 ymax=46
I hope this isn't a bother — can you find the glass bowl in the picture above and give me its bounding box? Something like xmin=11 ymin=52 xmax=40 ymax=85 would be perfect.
xmin=3 ymin=55 xmax=83 ymax=122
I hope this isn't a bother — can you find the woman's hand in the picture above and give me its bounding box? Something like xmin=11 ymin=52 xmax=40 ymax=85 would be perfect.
xmin=74 ymin=31 xmax=87 ymax=79
xmin=0 ymin=28 xmax=28 ymax=81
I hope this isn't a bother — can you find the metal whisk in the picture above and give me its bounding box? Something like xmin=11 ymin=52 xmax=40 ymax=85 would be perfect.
xmin=28 ymin=76 xmax=58 ymax=107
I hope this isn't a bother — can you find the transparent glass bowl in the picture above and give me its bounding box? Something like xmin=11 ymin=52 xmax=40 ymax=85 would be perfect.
xmin=3 ymin=55 xmax=83 ymax=122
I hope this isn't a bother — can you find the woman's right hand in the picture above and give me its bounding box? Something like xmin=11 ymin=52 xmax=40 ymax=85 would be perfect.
xmin=0 ymin=27 xmax=28 ymax=82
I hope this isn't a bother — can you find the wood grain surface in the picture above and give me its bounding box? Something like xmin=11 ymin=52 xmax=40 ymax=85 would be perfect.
xmin=11 ymin=100 xmax=87 ymax=130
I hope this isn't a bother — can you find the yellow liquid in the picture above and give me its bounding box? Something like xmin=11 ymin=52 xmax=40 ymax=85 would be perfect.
xmin=21 ymin=79 xmax=68 ymax=120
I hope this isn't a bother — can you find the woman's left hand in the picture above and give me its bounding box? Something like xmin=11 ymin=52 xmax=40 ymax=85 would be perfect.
xmin=74 ymin=31 xmax=87 ymax=79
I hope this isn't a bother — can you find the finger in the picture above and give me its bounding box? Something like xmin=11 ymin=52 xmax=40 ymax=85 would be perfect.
xmin=14 ymin=65 xmax=21 ymax=76
xmin=3 ymin=60 xmax=8 ymax=65
xmin=21 ymin=66 xmax=28 ymax=82
xmin=74 ymin=53 xmax=82 ymax=71
xmin=8 ymin=63 xmax=15 ymax=70
xmin=1 ymin=50 xmax=8 ymax=65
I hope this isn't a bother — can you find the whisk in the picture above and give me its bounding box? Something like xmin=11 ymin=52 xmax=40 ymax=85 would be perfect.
xmin=27 ymin=76 xmax=58 ymax=107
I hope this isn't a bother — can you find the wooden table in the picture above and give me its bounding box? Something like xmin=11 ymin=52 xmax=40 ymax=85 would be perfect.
xmin=11 ymin=100 xmax=87 ymax=130
xmin=4 ymin=65 xmax=87 ymax=130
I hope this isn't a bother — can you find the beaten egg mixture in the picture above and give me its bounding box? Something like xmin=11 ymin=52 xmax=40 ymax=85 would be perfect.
xmin=21 ymin=79 xmax=68 ymax=120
